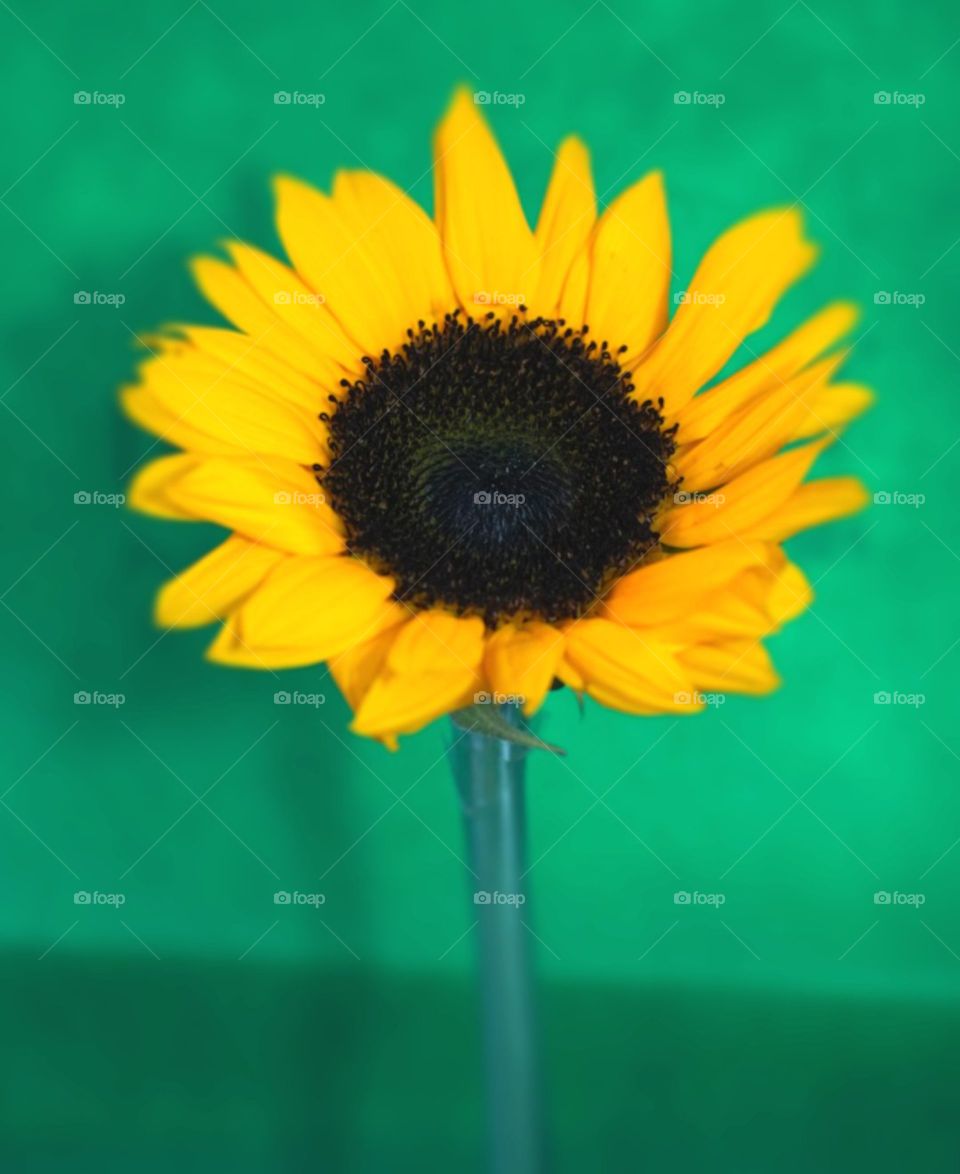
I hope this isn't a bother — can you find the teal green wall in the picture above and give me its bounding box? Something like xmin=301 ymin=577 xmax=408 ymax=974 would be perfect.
xmin=1 ymin=0 xmax=958 ymax=1169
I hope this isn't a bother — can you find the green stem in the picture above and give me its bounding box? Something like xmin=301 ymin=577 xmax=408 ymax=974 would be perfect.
xmin=450 ymin=707 xmax=546 ymax=1174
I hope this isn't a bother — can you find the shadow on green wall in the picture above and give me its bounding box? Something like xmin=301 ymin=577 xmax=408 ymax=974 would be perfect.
xmin=2 ymin=952 xmax=956 ymax=1173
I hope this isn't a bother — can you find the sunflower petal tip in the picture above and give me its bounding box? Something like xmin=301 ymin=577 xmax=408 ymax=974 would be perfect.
xmin=272 ymin=172 xmax=318 ymax=205
xmin=451 ymin=83 xmax=477 ymax=106
xmin=557 ymin=134 xmax=590 ymax=161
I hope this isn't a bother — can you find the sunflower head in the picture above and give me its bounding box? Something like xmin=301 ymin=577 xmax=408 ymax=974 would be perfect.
xmin=123 ymin=89 xmax=872 ymax=746
xmin=320 ymin=311 xmax=678 ymax=628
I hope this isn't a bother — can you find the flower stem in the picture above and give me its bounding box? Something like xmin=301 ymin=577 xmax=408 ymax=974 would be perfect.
xmin=450 ymin=708 xmax=546 ymax=1174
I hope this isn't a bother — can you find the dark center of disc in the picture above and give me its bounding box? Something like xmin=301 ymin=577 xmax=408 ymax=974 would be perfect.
xmin=317 ymin=313 xmax=676 ymax=626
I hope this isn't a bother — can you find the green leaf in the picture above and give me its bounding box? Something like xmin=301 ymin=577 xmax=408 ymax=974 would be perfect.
xmin=451 ymin=704 xmax=566 ymax=755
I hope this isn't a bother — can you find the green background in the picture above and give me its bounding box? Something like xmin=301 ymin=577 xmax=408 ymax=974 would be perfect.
xmin=1 ymin=0 xmax=958 ymax=1169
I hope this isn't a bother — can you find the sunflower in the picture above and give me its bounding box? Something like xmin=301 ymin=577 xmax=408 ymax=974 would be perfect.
xmin=123 ymin=89 xmax=872 ymax=746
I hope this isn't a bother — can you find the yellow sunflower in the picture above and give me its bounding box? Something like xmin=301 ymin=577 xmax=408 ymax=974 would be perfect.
xmin=123 ymin=89 xmax=872 ymax=746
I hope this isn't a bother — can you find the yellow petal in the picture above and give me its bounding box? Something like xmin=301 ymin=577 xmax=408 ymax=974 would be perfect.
xmin=676 ymin=640 xmax=780 ymax=694
xmin=749 ymin=557 xmax=813 ymax=625
xmin=224 ymin=241 xmax=361 ymax=375
xmin=346 ymin=610 xmax=486 ymax=738
xmin=737 ymin=476 xmax=869 ymax=542
xmin=787 ymin=380 xmax=874 ymax=443
xmin=206 ymin=619 xmax=330 ymax=670
xmin=174 ymin=327 xmax=330 ymax=414
xmin=633 ymin=207 xmax=817 ymax=416
xmin=275 ymin=174 xmax=417 ymax=358
xmin=672 ymin=301 xmax=859 ymax=441
xmin=556 ymin=246 xmax=591 ymax=326
xmin=386 ymin=610 xmax=485 ymax=675
xmin=579 ymin=680 xmax=685 ymax=713
xmin=328 ymin=622 xmax=408 ymax=712
xmin=161 ymin=456 xmax=344 ymax=555
xmin=128 ymin=453 xmax=200 ymax=518
xmin=191 ymin=254 xmax=339 ymax=379
xmin=433 ymin=88 xmax=539 ymax=316
xmin=653 ymin=552 xmax=812 ymax=643
xmin=603 ymin=540 xmax=773 ymax=626
xmin=555 ymin=651 xmax=585 ymax=692
xmin=563 ymin=619 xmax=697 ymax=712
xmin=122 ymin=354 xmax=327 ymax=464
xmin=122 ymin=386 xmax=240 ymax=457
xmin=533 ymin=138 xmax=596 ymax=318
xmin=351 ymin=668 xmax=481 ymax=740
xmin=156 ymin=537 xmax=285 ymax=628
xmin=332 ymin=170 xmax=454 ymax=326
xmin=584 ymin=171 xmax=671 ymax=362
xmin=655 ymin=592 xmax=773 ymax=643
xmin=674 ymin=356 xmax=842 ymax=491
xmin=484 ymin=622 xmax=565 ymax=715
xmin=235 ymin=555 xmax=402 ymax=658
xmin=660 ymin=438 xmax=830 ymax=547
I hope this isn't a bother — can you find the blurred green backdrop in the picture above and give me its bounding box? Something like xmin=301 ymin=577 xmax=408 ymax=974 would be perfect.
xmin=1 ymin=0 xmax=958 ymax=1169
